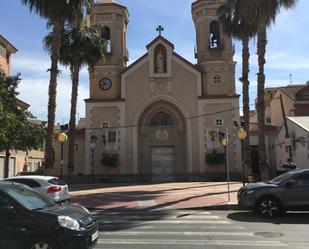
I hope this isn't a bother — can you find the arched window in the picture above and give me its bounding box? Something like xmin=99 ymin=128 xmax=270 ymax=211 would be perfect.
xmin=150 ymin=112 xmax=174 ymax=126
xmin=154 ymin=44 xmax=167 ymax=73
xmin=102 ymin=26 xmax=111 ymax=53
xmin=209 ymin=21 xmax=220 ymax=48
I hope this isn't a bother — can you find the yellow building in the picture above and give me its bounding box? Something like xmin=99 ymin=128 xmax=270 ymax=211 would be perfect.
xmin=0 ymin=34 xmax=44 ymax=179
xmin=0 ymin=34 xmax=17 ymax=76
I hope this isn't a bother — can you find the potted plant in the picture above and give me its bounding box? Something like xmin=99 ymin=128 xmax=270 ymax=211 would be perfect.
xmin=100 ymin=153 xmax=119 ymax=168
xmin=205 ymin=149 xmax=225 ymax=165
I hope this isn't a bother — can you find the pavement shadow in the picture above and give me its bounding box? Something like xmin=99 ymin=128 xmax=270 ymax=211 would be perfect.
xmin=227 ymin=211 xmax=309 ymax=225
xmin=69 ymin=182 xmax=241 ymax=192
xmin=184 ymin=204 xmax=239 ymax=211
xmin=69 ymin=183 xmax=139 ymax=191
xmin=90 ymin=207 xmax=172 ymax=232
xmin=72 ymin=188 xmax=238 ymax=210
xmin=71 ymin=190 xmax=165 ymax=207
xmin=151 ymin=182 xmax=240 ymax=193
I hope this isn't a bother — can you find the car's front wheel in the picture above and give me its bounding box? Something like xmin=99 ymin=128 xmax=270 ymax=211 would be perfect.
xmin=256 ymin=197 xmax=281 ymax=218
xmin=26 ymin=237 xmax=58 ymax=249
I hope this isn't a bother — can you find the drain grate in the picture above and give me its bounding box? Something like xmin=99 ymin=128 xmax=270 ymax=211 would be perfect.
xmin=254 ymin=232 xmax=283 ymax=238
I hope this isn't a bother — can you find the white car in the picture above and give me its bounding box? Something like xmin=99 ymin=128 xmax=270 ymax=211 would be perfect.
xmin=5 ymin=175 xmax=70 ymax=203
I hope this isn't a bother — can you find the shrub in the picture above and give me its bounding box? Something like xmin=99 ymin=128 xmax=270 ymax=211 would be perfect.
xmin=206 ymin=149 xmax=225 ymax=165
xmin=100 ymin=153 xmax=119 ymax=168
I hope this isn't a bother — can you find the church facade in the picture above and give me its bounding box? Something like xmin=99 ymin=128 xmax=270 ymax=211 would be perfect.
xmin=79 ymin=0 xmax=242 ymax=182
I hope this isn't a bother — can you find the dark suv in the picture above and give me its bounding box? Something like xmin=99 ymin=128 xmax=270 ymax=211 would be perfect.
xmin=0 ymin=181 xmax=98 ymax=249
xmin=238 ymin=169 xmax=309 ymax=217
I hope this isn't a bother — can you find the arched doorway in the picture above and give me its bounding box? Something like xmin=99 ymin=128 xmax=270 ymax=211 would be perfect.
xmin=138 ymin=101 xmax=186 ymax=182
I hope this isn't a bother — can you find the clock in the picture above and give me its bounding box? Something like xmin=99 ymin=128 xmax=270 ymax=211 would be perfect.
xmin=99 ymin=78 xmax=112 ymax=90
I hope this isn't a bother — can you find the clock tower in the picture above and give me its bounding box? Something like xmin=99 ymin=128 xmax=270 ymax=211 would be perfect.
xmin=89 ymin=0 xmax=129 ymax=100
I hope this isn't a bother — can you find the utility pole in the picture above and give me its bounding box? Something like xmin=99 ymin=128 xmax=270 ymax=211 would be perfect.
xmin=280 ymin=94 xmax=293 ymax=161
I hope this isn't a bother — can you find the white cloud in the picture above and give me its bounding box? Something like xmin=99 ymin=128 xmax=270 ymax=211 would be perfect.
xmin=17 ymin=77 xmax=88 ymax=124
xmin=13 ymin=56 xmax=50 ymax=74
xmin=13 ymin=54 xmax=89 ymax=78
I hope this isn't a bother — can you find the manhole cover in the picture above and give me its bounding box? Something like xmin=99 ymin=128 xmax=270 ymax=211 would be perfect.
xmin=254 ymin=232 xmax=283 ymax=238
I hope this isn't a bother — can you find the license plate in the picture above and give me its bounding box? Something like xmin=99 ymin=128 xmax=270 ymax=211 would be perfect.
xmin=91 ymin=231 xmax=98 ymax=242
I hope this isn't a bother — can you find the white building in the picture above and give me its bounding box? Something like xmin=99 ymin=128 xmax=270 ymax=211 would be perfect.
xmin=287 ymin=117 xmax=309 ymax=169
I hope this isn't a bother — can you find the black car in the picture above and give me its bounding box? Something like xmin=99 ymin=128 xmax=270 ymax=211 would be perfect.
xmin=238 ymin=169 xmax=309 ymax=217
xmin=0 ymin=181 xmax=98 ymax=249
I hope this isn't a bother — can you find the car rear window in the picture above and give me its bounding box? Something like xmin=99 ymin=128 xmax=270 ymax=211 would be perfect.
xmin=6 ymin=179 xmax=41 ymax=188
xmin=48 ymin=178 xmax=66 ymax=186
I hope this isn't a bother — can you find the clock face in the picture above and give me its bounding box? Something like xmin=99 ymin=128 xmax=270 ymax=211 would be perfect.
xmin=99 ymin=78 xmax=112 ymax=90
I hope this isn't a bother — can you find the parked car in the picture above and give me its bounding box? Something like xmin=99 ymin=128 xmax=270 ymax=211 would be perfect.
xmin=0 ymin=181 xmax=98 ymax=249
xmin=5 ymin=176 xmax=70 ymax=203
xmin=16 ymin=171 xmax=42 ymax=176
xmin=238 ymin=169 xmax=309 ymax=217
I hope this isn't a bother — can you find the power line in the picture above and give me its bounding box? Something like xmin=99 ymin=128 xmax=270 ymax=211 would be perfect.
xmin=86 ymin=103 xmax=256 ymax=131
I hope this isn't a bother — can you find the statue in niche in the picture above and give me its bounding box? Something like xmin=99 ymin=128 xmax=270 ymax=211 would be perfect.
xmin=156 ymin=50 xmax=165 ymax=73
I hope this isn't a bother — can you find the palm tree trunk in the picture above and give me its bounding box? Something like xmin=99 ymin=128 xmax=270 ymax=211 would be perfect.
xmin=67 ymin=57 xmax=81 ymax=178
xmin=257 ymin=25 xmax=269 ymax=181
xmin=44 ymin=19 xmax=63 ymax=169
xmin=4 ymin=148 xmax=10 ymax=178
xmin=242 ymin=36 xmax=251 ymax=179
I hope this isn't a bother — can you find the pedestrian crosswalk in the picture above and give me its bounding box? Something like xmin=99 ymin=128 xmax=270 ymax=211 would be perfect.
xmin=91 ymin=209 xmax=297 ymax=249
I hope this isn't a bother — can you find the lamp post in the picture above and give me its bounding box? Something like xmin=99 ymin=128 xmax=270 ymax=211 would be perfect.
xmin=57 ymin=132 xmax=68 ymax=179
xmin=220 ymin=132 xmax=230 ymax=203
xmin=236 ymin=127 xmax=248 ymax=186
xmin=90 ymin=135 xmax=97 ymax=183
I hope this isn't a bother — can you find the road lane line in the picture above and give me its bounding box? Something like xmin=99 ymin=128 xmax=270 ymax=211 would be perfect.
xmin=98 ymin=219 xmax=231 ymax=224
xmin=97 ymin=239 xmax=288 ymax=246
xmin=99 ymin=231 xmax=255 ymax=236
xmin=99 ymin=225 xmax=247 ymax=230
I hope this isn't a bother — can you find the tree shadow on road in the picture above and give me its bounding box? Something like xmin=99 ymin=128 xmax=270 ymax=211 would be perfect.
xmin=90 ymin=206 xmax=173 ymax=232
xmin=70 ymin=182 xmax=240 ymax=192
xmin=72 ymin=188 xmax=238 ymax=210
xmin=227 ymin=211 xmax=309 ymax=225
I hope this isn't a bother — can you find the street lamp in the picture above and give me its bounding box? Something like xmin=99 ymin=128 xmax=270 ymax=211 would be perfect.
xmin=219 ymin=132 xmax=230 ymax=203
xmin=57 ymin=132 xmax=68 ymax=179
xmin=90 ymin=135 xmax=97 ymax=183
xmin=236 ymin=127 xmax=248 ymax=186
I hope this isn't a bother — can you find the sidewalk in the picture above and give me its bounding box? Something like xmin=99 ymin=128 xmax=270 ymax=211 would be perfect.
xmin=70 ymin=182 xmax=242 ymax=210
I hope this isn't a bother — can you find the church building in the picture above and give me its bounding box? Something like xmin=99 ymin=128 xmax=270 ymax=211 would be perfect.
xmin=57 ymin=0 xmax=242 ymax=182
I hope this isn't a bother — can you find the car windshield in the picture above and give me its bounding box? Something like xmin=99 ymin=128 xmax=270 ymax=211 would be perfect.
xmin=267 ymin=171 xmax=297 ymax=184
xmin=3 ymin=185 xmax=55 ymax=210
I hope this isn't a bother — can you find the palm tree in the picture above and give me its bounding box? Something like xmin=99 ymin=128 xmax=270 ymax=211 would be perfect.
xmin=218 ymin=0 xmax=258 ymax=180
xmin=253 ymin=0 xmax=298 ymax=180
xmin=45 ymin=21 xmax=106 ymax=177
xmin=21 ymin=0 xmax=94 ymax=169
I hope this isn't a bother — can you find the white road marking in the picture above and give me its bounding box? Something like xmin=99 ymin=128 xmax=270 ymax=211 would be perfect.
xmin=99 ymin=219 xmax=231 ymax=224
xmin=100 ymin=231 xmax=255 ymax=236
xmin=98 ymin=239 xmax=288 ymax=246
xmin=93 ymin=211 xmax=212 ymax=215
xmin=137 ymin=200 xmax=157 ymax=207
xmin=100 ymin=225 xmax=247 ymax=230
xmin=289 ymin=242 xmax=309 ymax=246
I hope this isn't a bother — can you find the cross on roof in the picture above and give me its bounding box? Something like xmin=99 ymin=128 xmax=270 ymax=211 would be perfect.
xmin=156 ymin=25 xmax=164 ymax=36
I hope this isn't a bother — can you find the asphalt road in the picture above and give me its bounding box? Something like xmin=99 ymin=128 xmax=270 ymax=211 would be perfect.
xmin=92 ymin=208 xmax=309 ymax=249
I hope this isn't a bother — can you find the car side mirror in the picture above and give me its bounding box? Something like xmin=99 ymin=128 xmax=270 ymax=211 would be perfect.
xmin=285 ymin=180 xmax=295 ymax=188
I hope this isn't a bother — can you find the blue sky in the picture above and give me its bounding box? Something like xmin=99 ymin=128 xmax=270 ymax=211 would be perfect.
xmin=1 ymin=0 xmax=308 ymax=123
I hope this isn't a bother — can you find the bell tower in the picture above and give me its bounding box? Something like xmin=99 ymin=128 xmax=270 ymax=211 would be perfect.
xmin=192 ymin=0 xmax=236 ymax=97
xmin=90 ymin=0 xmax=129 ymax=100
